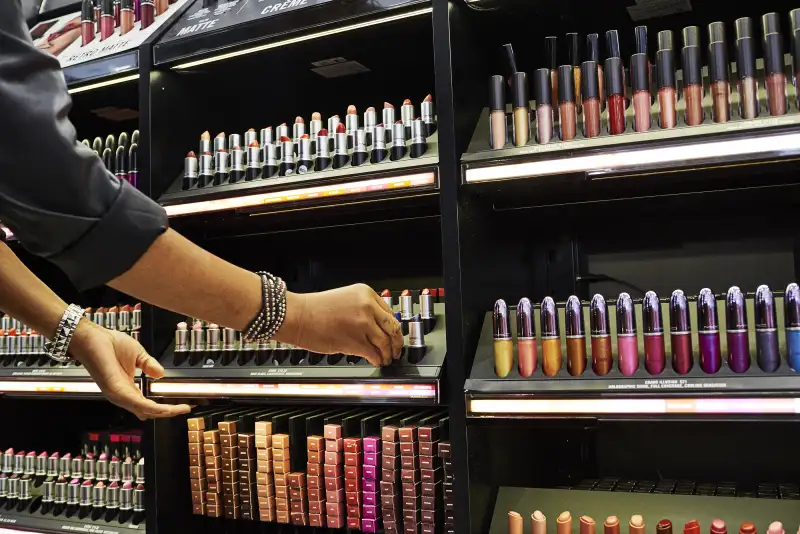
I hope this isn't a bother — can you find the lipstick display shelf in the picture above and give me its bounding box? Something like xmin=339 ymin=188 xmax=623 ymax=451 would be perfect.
xmin=0 ymin=504 xmax=144 ymax=534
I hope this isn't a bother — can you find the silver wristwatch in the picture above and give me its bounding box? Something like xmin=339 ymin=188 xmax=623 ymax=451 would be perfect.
xmin=44 ymin=304 xmax=85 ymax=363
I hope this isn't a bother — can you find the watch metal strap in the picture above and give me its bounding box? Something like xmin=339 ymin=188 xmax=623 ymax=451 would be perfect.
xmin=44 ymin=304 xmax=85 ymax=363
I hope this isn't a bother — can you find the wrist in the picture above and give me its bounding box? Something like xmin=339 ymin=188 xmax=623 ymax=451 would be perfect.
xmin=69 ymin=319 xmax=99 ymax=363
xmin=273 ymin=291 xmax=306 ymax=346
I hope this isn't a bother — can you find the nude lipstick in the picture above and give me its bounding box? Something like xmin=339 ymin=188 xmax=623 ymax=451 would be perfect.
xmin=565 ymin=295 xmax=587 ymax=376
xmin=697 ymin=288 xmax=722 ymax=374
xmin=764 ymin=32 xmax=787 ymax=116
xmin=100 ymin=0 xmax=113 ymax=41
xmin=81 ymin=0 xmax=95 ymax=46
xmin=670 ymin=290 xmax=693 ymax=374
xmin=370 ymin=125 xmax=388 ymax=163
xmin=657 ymin=49 xmax=677 ymax=128
xmin=784 ymin=283 xmax=800 ymax=371
xmin=231 ymin=145 xmax=247 ymax=181
xmin=630 ymin=516 xmax=645 ymax=534
xmin=682 ymin=46 xmax=704 ymax=125
xmin=492 ymin=299 xmax=513 ymax=378
xmin=120 ymin=0 xmax=133 ymax=35
xmin=736 ymin=37 xmax=759 ymax=119
xmin=512 ymin=71 xmax=530 ymax=146
xmin=726 ymin=286 xmax=751 ymax=373
xmin=390 ymin=121 xmax=407 ymax=161
xmin=333 ymin=124 xmax=350 ymax=169
xmin=606 ymin=516 xmax=621 ymax=534
xmin=401 ymin=99 xmax=414 ymax=139
xmin=534 ymin=69 xmax=553 ymax=144
xmin=489 ymin=75 xmax=507 ymax=149
xmin=558 ymin=511 xmax=573 ymax=534
xmin=590 ymin=294 xmax=613 ymax=375
xmin=410 ymin=119 xmax=427 ymax=159
xmin=183 ymin=152 xmax=197 ymax=190
xmin=139 ymin=0 xmax=153 ymax=29
xmin=421 ymin=95 xmax=436 ymax=136
xmin=298 ymin=134 xmax=314 ymax=172
xmin=708 ymin=41 xmax=731 ymax=123
xmin=755 ymin=284 xmax=780 ymax=372
xmin=509 ymin=511 xmax=523 ymax=534
xmin=582 ymin=516 xmax=596 ymax=534
xmin=616 ymin=293 xmax=639 ymax=376
xmin=605 ymin=57 xmax=626 ymax=135
xmin=643 ymin=291 xmax=666 ymax=375
xmin=582 ymin=61 xmax=601 ymax=138
xmin=558 ymin=66 xmax=576 ymax=141
xmin=278 ymin=137 xmax=295 ymax=176
xmin=516 ymin=297 xmax=536 ymax=377
xmin=541 ymin=296 xmax=562 ymax=376
xmin=314 ymin=129 xmax=331 ymax=171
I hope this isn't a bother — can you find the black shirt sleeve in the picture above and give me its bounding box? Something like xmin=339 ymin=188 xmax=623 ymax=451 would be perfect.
xmin=0 ymin=0 xmax=168 ymax=291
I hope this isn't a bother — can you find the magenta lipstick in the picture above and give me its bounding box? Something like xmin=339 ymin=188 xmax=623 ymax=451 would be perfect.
xmin=382 ymin=103 xmax=395 ymax=144
xmin=298 ymin=134 xmax=313 ymax=172
xmin=726 ymin=286 xmax=751 ymax=373
xmin=371 ymin=124 xmax=388 ymax=163
xmin=516 ymin=297 xmax=537 ymax=377
xmin=755 ymin=285 xmax=780 ymax=372
xmin=410 ymin=119 xmax=427 ymax=158
xmin=279 ymin=137 xmax=295 ymax=176
xmin=669 ymin=290 xmax=693 ymax=374
xmin=314 ymin=129 xmax=331 ymax=171
xmin=260 ymin=141 xmax=278 ymax=177
xmin=697 ymin=288 xmax=722 ymax=374
xmin=616 ymin=293 xmax=639 ymax=376
xmin=642 ymin=291 xmax=666 ymax=375
xmin=421 ymin=94 xmax=436 ymax=136
xmin=332 ymin=124 xmax=350 ymax=169
xmin=230 ymin=144 xmax=246 ymax=182
xmin=390 ymin=121 xmax=407 ymax=161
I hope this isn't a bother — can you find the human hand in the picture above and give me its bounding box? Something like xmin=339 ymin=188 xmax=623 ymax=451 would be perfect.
xmin=70 ymin=320 xmax=191 ymax=420
xmin=276 ymin=284 xmax=404 ymax=367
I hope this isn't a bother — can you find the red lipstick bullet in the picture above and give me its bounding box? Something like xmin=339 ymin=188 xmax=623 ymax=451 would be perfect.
xmin=332 ymin=123 xmax=349 ymax=169
xmin=685 ymin=520 xmax=701 ymax=534
xmin=81 ymin=0 xmax=95 ymax=46
xmin=711 ymin=520 xmax=727 ymax=534
xmin=314 ymin=128 xmax=330 ymax=171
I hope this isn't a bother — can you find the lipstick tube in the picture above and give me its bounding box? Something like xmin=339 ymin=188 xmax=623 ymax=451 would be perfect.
xmin=293 ymin=117 xmax=306 ymax=148
xmin=70 ymin=456 xmax=82 ymax=479
xmin=213 ymin=150 xmax=229 ymax=185
xmin=213 ymin=133 xmax=226 ymax=155
xmin=93 ymin=0 xmax=101 ymax=32
xmin=533 ymin=69 xmax=553 ymax=144
xmin=333 ymin=127 xmax=350 ymax=169
xmin=344 ymin=108 xmax=358 ymax=149
xmin=682 ymin=46 xmax=704 ymax=125
xmin=708 ymin=41 xmax=731 ymax=123
xmin=489 ymin=75 xmax=507 ymax=149
xmin=567 ymin=33 xmax=582 ymax=113
xmin=634 ymin=25 xmax=651 ymax=94
xmin=100 ymin=0 xmax=113 ymax=41
xmin=669 ymin=290 xmax=693 ymax=374
xmin=198 ymin=152 xmax=213 ymax=187
xmin=420 ymin=288 xmax=436 ymax=332
xmin=115 ymin=146 xmax=128 ymax=180
xmin=590 ymin=294 xmax=613 ymax=375
xmin=605 ymin=57 xmax=626 ymax=135
xmin=243 ymin=128 xmax=257 ymax=149
xmin=363 ymin=108 xmax=376 ymax=146
xmin=697 ymin=288 xmax=722 ymax=374
xmin=409 ymin=120 xmax=427 ymax=159
xmin=726 ymin=286 xmax=751 ymax=373
xmin=228 ymin=133 xmax=241 ymax=154
xmin=582 ymin=516 xmax=596 ymax=534
xmin=370 ymin=124 xmax=388 ymax=164
xmin=81 ymin=0 xmax=95 ymax=46
xmin=421 ymin=95 xmax=436 ymax=136
xmin=642 ymin=291 xmax=666 ymax=375
xmin=382 ymin=105 xmax=394 ymax=144
xmin=120 ymin=0 xmax=133 ymax=34
xmin=58 ymin=454 xmax=70 ymax=477
xmin=765 ymin=32 xmax=787 ymax=116
xmin=182 ymin=153 xmax=196 ymax=190
xmin=128 ymin=143 xmax=138 ymax=188
xmin=630 ymin=53 xmax=651 ymax=132
xmin=120 ymin=482 xmax=133 ymax=512
xmin=793 ymin=30 xmax=800 ymax=111
xmin=315 ymin=130 xmax=331 ymax=171
xmin=586 ymin=34 xmax=605 ymax=109
xmin=509 ymin=511 xmax=523 ymax=534
xmin=80 ymin=480 xmax=92 ymax=507
xmin=298 ymin=135 xmax=314 ymax=172
xmin=616 ymin=293 xmax=638 ymax=376
xmin=272 ymin=125 xmax=287 ymax=159
xmin=55 ymin=478 xmax=67 ymax=505
xmin=198 ymin=132 xmax=211 ymax=156
xmin=102 ymin=147 xmax=113 ymax=171
xmin=755 ymin=285 xmax=780 ymax=372
xmin=47 ymin=454 xmax=59 ymax=478
xmin=581 ymin=61 xmax=601 ymax=138
xmin=541 ymin=296 xmax=562 ymax=376
xmin=401 ymin=99 xmax=414 ymax=138
xmin=558 ymin=66 xmax=576 ymax=141
xmin=657 ymin=30 xmax=676 ymax=77
xmin=785 ymin=283 xmax=800 ymax=371
xmin=546 ymin=36 xmax=559 ymax=121
xmin=511 ymin=71 xmax=530 ymax=146
xmin=516 ymin=298 xmax=537 ymax=377
xmin=279 ymin=138 xmax=295 ymax=176
xmin=735 ymin=37 xmax=759 ymax=119
xmin=260 ymin=143 xmax=278 ymax=178
xmin=174 ymin=323 xmax=188 ymax=352
xmin=390 ymin=122 xmax=406 ymax=161
xmin=605 ymin=516 xmax=621 ymax=534
xmin=230 ymin=145 xmax=246 ymax=182
xmin=565 ymin=296 xmax=587 ymax=376
xmin=656 ymin=49 xmax=677 ymax=128
xmin=407 ymin=320 xmax=426 ymax=363
xmin=259 ymin=127 xmax=273 ymax=149
xmin=139 ymin=0 xmax=153 ymax=29
xmin=492 ymin=299 xmax=513 ymax=378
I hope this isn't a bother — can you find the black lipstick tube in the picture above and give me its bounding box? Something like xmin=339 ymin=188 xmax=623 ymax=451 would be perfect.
xmin=229 ymin=147 xmax=246 ymax=183
xmin=351 ymin=129 xmax=368 ymax=167
xmin=279 ymin=139 xmax=295 ymax=176
xmin=332 ymin=131 xmax=350 ymax=169
xmin=128 ymin=143 xmax=138 ymax=189
xmin=197 ymin=153 xmax=213 ymax=188
xmin=371 ymin=124 xmax=388 ymax=164
xmin=390 ymin=122 xmax=407 ymax=161
xmin=314 ymin=134 xmax=331 ymax=171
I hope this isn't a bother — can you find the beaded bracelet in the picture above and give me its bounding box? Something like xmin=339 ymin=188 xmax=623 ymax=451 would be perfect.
xmin=244 ymin=272 xmax=287 ymax=341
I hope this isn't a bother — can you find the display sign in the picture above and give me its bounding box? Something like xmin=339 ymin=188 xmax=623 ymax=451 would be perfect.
xmin=151 ymin=380 xmax=438 ymax=399
xmin=160 ymin=0 xmax=333 ymax=43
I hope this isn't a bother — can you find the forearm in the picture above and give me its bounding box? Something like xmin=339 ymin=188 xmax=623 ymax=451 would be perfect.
xmin=0 ymin=242 xmax=68 ymax=339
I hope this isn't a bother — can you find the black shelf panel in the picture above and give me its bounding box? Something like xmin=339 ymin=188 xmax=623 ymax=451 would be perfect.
xmin=0 ymin=506 xmax=143 ymax=534
xmin=153 ymin=0 xmax=429 ymax=66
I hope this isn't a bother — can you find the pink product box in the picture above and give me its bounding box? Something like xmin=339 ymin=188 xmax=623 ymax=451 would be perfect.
xmin=362 ymin=518 xmax=380 ymax=533
xmin=363 ymin=436 xmax=381 ymax=454
xmin=364 ymin=452 xmax=381 ymax=466
xmin=363 ymin=465 xmax=378 ymax=480
xmin=363 ymin=491 xmax=379 ymax=506
xmin=363 ymin=504 xmax=379 ymax=520
xmin=363 ymin=476 xmax=378 ymax=491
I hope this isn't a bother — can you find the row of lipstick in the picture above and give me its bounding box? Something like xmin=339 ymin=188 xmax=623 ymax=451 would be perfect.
xmin=182 ymin=98 xmax=437 ymax=189
xmin=0 ymin=449 xmax=144 ymax=522
xmin=507 ymin=512 xmax=796 ymax=534
xmin=490 ymin=11 xmax=800 ymax=148
xmin=79 ymin=0 xmax=172 ymax=45
xmin=81 ymin=131 xmax=139 ymax=188
xmin=492 ymin=284 xmax=800 ymax=378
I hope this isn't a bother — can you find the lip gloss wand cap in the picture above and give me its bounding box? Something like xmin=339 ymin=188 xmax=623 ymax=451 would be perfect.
xmin=490 ymin=75 xmax=506 ymax=112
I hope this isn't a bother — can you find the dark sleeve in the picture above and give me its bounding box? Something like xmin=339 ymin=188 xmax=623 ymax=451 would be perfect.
xmin=0 ymin=0 xmax=168 ymax=291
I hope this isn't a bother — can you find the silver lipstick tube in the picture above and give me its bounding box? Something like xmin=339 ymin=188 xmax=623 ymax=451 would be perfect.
xmin=334 ymin=132 xmax=348 ymax=156
xmin=122 ymin=461 xmax=133 ymax=482
xmin=106 ymin=484 xmax=120 ymax=509
xmin=120 ymin=487 xmax=132 ymax=510
xmin=109 ymin=460 xmax=120 ymax=482
xmin=292 ymin=122 xmax=306 ymax=144
xmin=47 ymin=455 xmax=59 ymax=477
xmin=42 ymin=479 xmax=54 ymax=503
xmin=247 ymin=144 xmax=260 ymax=168
xmin=83 ymin=457 xmax=95 ymax=480
xmin=262 ymin=143 xmax=278 ymax=167
xmin=35 ymin=454 xmax=47 ymax=476
xmin=327 ymin=116 xmax=340 ymax=136
xmin=58 ymin=456 xmax=70 ymax=477
xmin=175 ymin=327 xmax=188 ymax=352
xmin=401 ymin=103 xmax=415 ymax=129
xmin=228 ymin=133 xmax=242 ymax=151
xmin=400 ymin=294 xmax=414 ymax=320
xmin=55 ymin=480 xmax=67 ymax=504
xmin=364 ymin=109 xmax=376 ymax=145
xmin=316 ymin=135 xmax=330 ymax=158
xmin=4 ymin=335 xmax=14 ymax=356
xmin=190 ymin=328 xmax=204 ymax=352
xmin=420 ymin=293 xmax=435 ymax=319
xmin=134 ymin=460 xmax=145 ymax=484
xmin=280 ymin=139 xmax=295 ymax=176
xmin=230 ymin=147 xmax=245 ymax=174
xmin=393 ymin=123 xmax=406 ymax=146
xmin=7 ymin=476 xmax=18 ymax=499
xmin=67 ymin=482 xmax=80 ymax=505
xmin=382 ymin=295 xmax=393 ymax=309
xmin=310 ymin=120 xmax=322 ymax=142
xmin=214 ymin=151 xmax=230 ymax=175
xmin=222 ymin=328 xmax=239 ymax=351
xmin=24 ymin=455 xmax=35 ymax=476
xmin=207 ymin=326 xmax=220 ymax=352
xmin=93 ymin=484 xmax=106 ymax=507
xmin=13 ymin=454 xmax=24 ymax=474
xmin=0 ymin=476 xmax=6 ymax=498
xmin=199 ymin=137 xmax=211 ymax=156
xmin=298 ymin=137 xmax=313 ymax=173
xmin=421 ymin=100 xmax=434 ymax=124
xmin=351 ymin=129 xmax=368 ymax=166
xmin=275 ymin=124 xmax=289 ymax=142
xmin=382 ymin=108 xmax=395 ymax=143
xmin=0 ymin=335 xmax=6 ymax=356
xmin=259 ymin=128 xmax=273 ymax=147
xmin=96 ymin=458 xmax=108 ymax=481
xmin=199 ymin=153 xmax=214 ymax=187
xmin=345 ymin=113 xmax=358 ymax=140
xmin=213 ymin=135 xmax=226 ymax=153
xmin=19 ymin=476 xmax=30 ymax=500
xmin=30 ymin=334 xmax=43 ymax=354
xmin=1 ymin=316 xmax=10 ymax=331
xmin=133 ymin=486 xmax=145 ymax=512
xmin=132 ymin=307 xmax=141 ymax=331
xmin=105 ymin=312 xmax=117 ymax=331
xmin=243 ymin=130 xmax=257 ymax=149
xmin=411 ymin=119 xmax=426 ymax=144
xmin=17 ymin=334 xmax=28 ymax=355
xmin=93 ymin=309 xmax=104 ymax=326
xmin=184 ymin=156 xmax=197 ymax=189
xmin=118 ymin=310 xmax=130 ymax=333
xmin=79 ymin=483 xmax=91 ymax=506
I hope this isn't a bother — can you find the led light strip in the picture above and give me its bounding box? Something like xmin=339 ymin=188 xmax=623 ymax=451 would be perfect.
xmin=464 ymin=131 xmax=800 ymax=183
xmin=150 ymin=381 xmax=438 ymax=398
xmin=172 ymin=7 xmax=432 ymax=70
xmin=163 ymin=171 xmax=436 ymax=216
xmin=0 ymin=381 xmax=102 ymax=393
xmin=469 ymin=397 xmax=800 ymax=415
xmin=67 ymin=74 xmax=140 ymax=94
xmin=0 ymin=529 xmax=48 ymax=534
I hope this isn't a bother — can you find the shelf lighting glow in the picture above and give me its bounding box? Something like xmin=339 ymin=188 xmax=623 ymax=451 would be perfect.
xmin=163 ymin=171 xmax=436 ymax=216
xmin=0 ymin=529 xmax=48 ymax=534
xmin=67 ymin=74 xmax=140 ymax=94
xmin=464 ymin=131 xmax=800 ymax=183
xmin=0 ymin=381 xmax=103 ymax=394
xmin=171 ymin=7 xmax=433 ymax=70
xmin=469 ymin=397 xmax=800 ymax=415
xmin=151 ymin=381 xmax=438 ymax=399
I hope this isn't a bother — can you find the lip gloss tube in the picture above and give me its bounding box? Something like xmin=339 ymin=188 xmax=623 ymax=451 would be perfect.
xmin=512 ymin=71 xmax=530 ymax=147
xmin=708 ymin=41 xmax=730 ymax=123
xmin=794 ymin=30 xmax=800 ymax=110
xmin=604 ymin=57 xmax=626 ymax=135
xmin=697 ymin=288 xmax=722 ymax=374
xmin=81 ymin=0 xmax=95 ymax=46
xmin=669 ymin=290 xmax=693 ymax=374
xmin=139 ymin=0 xmax=153 ymax=29
xmin=492 ymin=299 xmax=513 ymax=378
xmin=736 ymin=37 xmax=759 ymax=119
xmin=516 ymin=298 xmax=537 ymax=377
xmin=630 ymin=53 xmax=651 ymax=132
xmin=546 ymin=36 xmax=559 ymax=121
xmin=656 ymin=50 xmax=677 ymax=128
xmin=582 ymin=61 xmax=601 ymax=138
xmin=558 ymin=65 xmax=577 ymax=141
xmin=541 ymin=297 xmax=562 ymax=376
xmin=682 ymin=46 xmax=704 ymax=125
xmin=586 ymin=34 xmax=605 ymax=109
xmin=590 ymin=294 xmax=613 ymax=375
xmin=565 ymin=296 xmax=586 ymax=376
xmin=784 ymin=283 xmax=800 ymax=371
xmin=488 ymin=75 xmax=507 ymax=150
xmin=642 ymin=291 xmax=666 ymax=375
xmin=606 ymin=30 xmax=626 ymax=106
xmin=100 ymin=0 xmax=114 ymax=40
xmin=616 ymin=293 xmax=639 ymax=376
xmin=755 ymin=285 xmax=780 ymax=372
xmin=534 ymin=69 xmax=553 ymax=144
xmin=764 ymin=32 xmax=787 ymax=116
xmin=567 ymin=33 xmax=582 ymax=113
xmin=726 ymin=286 xmax=751 ymax=373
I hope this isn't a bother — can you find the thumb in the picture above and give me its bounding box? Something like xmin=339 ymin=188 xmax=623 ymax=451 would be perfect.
xmin=135 ymin=351 xmax=165 ymax=379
